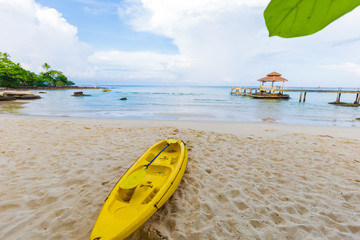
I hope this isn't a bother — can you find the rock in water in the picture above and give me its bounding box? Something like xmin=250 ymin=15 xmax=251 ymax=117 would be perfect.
xmin=72 ymin=91 xmax=90 ymax=97
xmin=0 ymin=95 xmax=16 ymax=101
xmin=2 ymin=91 xmax=41 ymax=100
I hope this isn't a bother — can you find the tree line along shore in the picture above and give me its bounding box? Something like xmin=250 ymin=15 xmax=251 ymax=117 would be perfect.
xmin=0 ymin=51 xmax=75 ymax=88
xmin=0 ymin=86 xmax=98 ymax=90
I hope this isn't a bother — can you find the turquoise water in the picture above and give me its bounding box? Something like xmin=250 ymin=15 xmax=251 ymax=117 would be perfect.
xmin=8 ymin=85 xmax=360 ymax=127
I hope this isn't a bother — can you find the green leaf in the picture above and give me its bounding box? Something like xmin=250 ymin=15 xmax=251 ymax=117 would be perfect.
xmin=264 ymin=0 xmax=360 ymax=38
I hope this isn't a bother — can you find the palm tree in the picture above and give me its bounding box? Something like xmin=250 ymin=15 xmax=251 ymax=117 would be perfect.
xmin=3 ymin=52 xmax=10 ymax=60
xmin=42 ymin=62 xmax=51 ymax=72
xmin=0 ymin=52 xmax=11 ymax=60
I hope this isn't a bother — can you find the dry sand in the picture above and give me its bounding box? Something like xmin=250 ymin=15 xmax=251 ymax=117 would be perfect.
xmin=0 ymin=116 xmax=360 ymax=240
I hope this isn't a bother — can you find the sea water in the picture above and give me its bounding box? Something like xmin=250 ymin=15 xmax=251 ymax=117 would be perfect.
xmin=8 ymin=85 xmax=360 ymax=127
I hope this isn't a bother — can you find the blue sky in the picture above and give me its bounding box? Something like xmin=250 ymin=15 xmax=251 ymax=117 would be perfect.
xmin=1 ymin=0 xmax=360 ymax=87
xmin=36 ymin=0 xmax=178 ymax=53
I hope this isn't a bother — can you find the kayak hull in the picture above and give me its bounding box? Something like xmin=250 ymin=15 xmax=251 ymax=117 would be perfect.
xmin=90 ymin=139 xmax=188 ymax=240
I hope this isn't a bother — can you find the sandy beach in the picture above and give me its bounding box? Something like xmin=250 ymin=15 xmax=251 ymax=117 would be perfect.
xmin=1 ymin=116 xmax=360 ymax=240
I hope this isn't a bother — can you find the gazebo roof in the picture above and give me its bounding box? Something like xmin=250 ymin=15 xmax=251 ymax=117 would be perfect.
xmin=258 ymin=72 xmax=288 ymax=82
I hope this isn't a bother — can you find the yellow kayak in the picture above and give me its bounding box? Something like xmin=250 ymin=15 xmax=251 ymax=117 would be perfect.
xmin=90 ymin=139 xmax=188 ymax=240
xmin=102 ymin=89 xmax=111 ymax=92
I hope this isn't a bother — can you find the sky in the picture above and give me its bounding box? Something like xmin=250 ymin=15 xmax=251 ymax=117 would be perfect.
xmin=1 ymin=0 xmax=360 ymax=87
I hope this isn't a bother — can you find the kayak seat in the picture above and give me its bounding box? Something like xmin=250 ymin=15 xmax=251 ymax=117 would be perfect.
xmin=117 ymin=187 xmax=136 ymax=202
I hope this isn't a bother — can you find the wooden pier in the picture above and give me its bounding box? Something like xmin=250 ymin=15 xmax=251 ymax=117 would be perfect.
xmin=231 ymin=87 xmax=360 ymax=106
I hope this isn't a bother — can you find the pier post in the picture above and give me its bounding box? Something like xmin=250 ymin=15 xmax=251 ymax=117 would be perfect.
xmin=299 ymin=92 xmax=303 ymax=102
xmin=336 ymin=92 xmax=341 ymax=103
xmin=355 ymin=93 xmax=360 ymax=104
xmin=303 ymin=92 xmax=307 ymax=102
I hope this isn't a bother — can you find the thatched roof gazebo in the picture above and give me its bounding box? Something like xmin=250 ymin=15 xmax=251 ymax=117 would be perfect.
xmin=251 ymin=72 xmax=290 ymax=99
xmin=258 ymin=72 xmax=288 ymax=92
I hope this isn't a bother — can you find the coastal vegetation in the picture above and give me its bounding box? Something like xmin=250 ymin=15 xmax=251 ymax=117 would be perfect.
xmin=0 ymin=52 xmax=74 ymax=88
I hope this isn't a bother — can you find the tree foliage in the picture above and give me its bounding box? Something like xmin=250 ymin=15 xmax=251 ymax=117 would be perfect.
xmin=0 ymin=52 xmax=74 ymax=87
xmin=264 ymin=0 xmax=360 ymax=38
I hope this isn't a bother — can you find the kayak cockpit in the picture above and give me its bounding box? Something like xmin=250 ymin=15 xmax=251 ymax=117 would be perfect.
xmin=114 ymin=165 xmax=171 ymax=205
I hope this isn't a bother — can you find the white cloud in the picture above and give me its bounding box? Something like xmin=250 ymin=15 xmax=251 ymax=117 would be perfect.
xmin=118 ymin=0 xmax=269 ymax=36
xmin=0 ymin=0 xmax=95 ymax=78
xmin=88 ymin=50 xmax=198 ymax=83
xmin=322 ymin=63 xmax=360 ymax=76
xmin=2 ymin=0 xmax=360 ymax=86
xmin=116 ymin=0 xmax=274 ymax=84
xmin=116 ymin=0 xmax=360 ymax=87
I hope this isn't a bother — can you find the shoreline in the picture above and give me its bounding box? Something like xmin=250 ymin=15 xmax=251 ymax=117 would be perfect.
xmin=1 ymin=116 xmax=360 ymax=239
xmin=1 ymin=114 xmax=360 ymax=140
